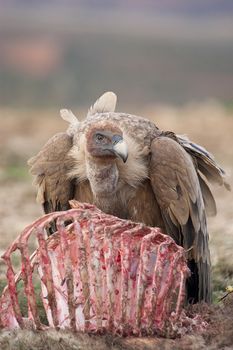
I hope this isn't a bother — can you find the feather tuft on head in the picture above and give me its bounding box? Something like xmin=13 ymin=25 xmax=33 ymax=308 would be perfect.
xmin=60 ymin=109 xmax=79 ymax=124
xmin=60 ymin=109 xmax=80 ymax=136
xmin=88 ymin=91 xmax=117 ymax=116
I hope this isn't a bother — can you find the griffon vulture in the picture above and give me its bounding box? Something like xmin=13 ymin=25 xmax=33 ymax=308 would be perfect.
xmin=28 ymin=92 xmax=230 ymax=303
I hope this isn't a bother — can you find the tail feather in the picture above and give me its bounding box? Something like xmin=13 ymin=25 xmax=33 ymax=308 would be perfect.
xmin=187 ymin=259 xmax=211 ymax=303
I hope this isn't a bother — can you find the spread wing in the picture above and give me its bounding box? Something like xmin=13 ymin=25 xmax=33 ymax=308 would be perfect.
xmin=149 ymin=136 xmax=211 ymax=303
xmin=28 ymin=132 xmax=74 ymax=213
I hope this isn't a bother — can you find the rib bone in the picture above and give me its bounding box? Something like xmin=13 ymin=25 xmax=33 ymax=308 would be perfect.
xmin=0 ymin=201 xmax=189 ymax=335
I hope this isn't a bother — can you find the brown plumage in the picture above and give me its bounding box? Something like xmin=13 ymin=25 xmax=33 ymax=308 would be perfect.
xmin=28 ymin=92 xmax=230 ymax=303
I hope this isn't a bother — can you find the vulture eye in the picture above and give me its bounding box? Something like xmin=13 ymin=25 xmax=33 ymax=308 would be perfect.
xmin=95 ymin=133 xmax=106 ymax=143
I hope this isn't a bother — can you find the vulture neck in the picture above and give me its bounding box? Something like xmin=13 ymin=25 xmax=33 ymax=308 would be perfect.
xmin=86 ymin=157 xmax=119 ymax=197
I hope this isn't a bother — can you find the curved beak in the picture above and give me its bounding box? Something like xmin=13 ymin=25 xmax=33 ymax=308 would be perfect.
xmin=112 ymin=139 xmax=128 ymax=163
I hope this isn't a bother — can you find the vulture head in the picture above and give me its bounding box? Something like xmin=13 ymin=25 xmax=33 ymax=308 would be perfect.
xmin=64 ymin=92 xmax=133 ymax=197
xmin=85 ymin=123 xmax=128 ymax=163
xmin=83 ymin=122 xmax=129 ymax=196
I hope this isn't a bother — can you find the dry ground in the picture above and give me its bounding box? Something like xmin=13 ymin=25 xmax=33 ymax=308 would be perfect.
xmin=0 ymin=101 xmax=233 ymax=349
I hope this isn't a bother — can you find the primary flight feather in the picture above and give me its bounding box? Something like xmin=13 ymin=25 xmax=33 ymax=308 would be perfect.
xmin=28 ymin=91 xmax=230 ymax=303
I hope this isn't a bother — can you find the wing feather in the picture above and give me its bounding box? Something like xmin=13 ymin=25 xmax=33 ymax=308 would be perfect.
xmin=28 ymin=132 xmax=74 ymax=213
xmin=149 ymin=136 xmax=211 ymax=302
xmin=178 ymin=136 xmax=231 ymax=191
xmin=198 ymin=173 xmax=217 ymax=217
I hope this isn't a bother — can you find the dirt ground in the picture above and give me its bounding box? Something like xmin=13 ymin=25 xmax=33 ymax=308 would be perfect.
xmin=0 ymin=100 xmax=233 ymax=349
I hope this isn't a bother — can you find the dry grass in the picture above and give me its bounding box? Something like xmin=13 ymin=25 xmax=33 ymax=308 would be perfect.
xmin=0 ymin=298 xmax=233 ymax=350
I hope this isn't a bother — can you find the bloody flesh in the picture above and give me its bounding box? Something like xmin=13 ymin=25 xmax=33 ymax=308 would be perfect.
xmin=0 ymin=201 xmax=189 ymax=335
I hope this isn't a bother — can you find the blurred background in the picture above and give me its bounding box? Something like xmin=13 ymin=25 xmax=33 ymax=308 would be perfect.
xmin=0 ymin=0 xmax=233 ymax=299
